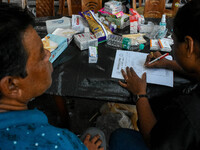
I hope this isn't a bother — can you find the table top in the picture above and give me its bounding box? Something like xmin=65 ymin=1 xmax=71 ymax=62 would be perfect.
xmin=35 ymin=17 xmax=191 ymax=103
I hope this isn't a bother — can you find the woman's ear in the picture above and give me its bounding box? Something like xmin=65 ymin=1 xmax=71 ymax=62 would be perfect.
xmin=0 ymin=76 xmax=22 ymax=99
xmin=184 ymin=36 xmax=194 ymax=57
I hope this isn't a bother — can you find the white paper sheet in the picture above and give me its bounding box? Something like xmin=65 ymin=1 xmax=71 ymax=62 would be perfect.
xmin=111 ymin=50 xmax=173 ymax=87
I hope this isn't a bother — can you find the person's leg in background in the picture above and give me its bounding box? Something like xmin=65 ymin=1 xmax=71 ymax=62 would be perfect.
xmin=109 ymin=128 xmax=149 ymax=150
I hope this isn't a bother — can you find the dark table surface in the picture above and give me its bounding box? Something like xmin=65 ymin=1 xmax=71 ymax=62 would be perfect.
xmin=35 ymin=17 xmax=191 ymax=103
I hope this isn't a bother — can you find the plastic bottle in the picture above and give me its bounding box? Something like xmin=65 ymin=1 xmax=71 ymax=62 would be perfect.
xmin=160 ymin=14 xmax=166 ymax=30
xmin=157 ymin=14 xmax=167 ymax=39
xmin=109 ymin=22 xmax=116 ymax=32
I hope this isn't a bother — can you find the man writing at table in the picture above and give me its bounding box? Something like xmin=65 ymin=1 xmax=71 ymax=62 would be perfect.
xmin=109 ymin=0 xmax=200 ymax=149
xmin=0 ymin=3 xmax=104 ymax=150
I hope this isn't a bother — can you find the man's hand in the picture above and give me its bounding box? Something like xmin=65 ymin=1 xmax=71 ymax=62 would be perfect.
xmin=83 ymin=134 xmax=104 ymax=150
xmin=119 ymin=67 xmax=147 ymax=95
xmin=144 ymin=51 xmax=171 ymax=68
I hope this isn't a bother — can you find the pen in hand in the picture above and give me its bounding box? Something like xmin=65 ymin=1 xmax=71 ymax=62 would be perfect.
xmin=148 ymin=53 xmax=169 ymax=64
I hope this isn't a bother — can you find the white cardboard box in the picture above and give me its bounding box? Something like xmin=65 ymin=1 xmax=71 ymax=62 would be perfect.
xmin=74 ymin=32 xmax=98 ymax=50
xmin=150 ymin=39 xmax=160 ymax=50
xmin=72 ymin=15 xmax=89 ymax=33
xmin=46 ymin=17 xmax=71 ymax=33
xmin=158 ymin=39 xmax=172 ymax=52
xmin=89 ymin=46 xmax=98 ymax=63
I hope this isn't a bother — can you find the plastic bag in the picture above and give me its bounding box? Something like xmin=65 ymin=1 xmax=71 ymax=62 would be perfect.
xmin=81 ymin=10 xmax=112 ymax=43
xmin=100 ymin=103 xmax=139 ymax=131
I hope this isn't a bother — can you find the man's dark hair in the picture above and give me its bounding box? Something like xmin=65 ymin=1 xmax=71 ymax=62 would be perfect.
xmin=0 ymin=3 xmax=35 ymax=80
xmin=173 ymin=0 xmax=200 ymax=43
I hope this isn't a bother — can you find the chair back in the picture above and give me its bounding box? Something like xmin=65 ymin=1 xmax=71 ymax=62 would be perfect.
xmin=144 ymin=0 xmax=165 ymax=18
xmin=58 ymin=0 xmax=72 ymax=16
xmin=165 ymin=0 xmax=180 ymax=17
xmin=36 ymin=0 xmax=54 ymax=17
xmin=132 ymin=0 xmax=144 ymax=10
xmin=81 ymin=0 xmax=102 ymax=13
xmin=36 ymin=0 xmax=73 ymax=17
xmin=0 ymin=0 xmax=10 ymax=3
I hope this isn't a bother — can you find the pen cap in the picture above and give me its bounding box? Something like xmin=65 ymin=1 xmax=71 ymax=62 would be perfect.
xmin=139 ymin=43 xmax=145 ymax=50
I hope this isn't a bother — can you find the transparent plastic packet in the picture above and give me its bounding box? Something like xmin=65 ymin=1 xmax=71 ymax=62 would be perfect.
xmin=107 ymin=34 xmax=131 ymax=50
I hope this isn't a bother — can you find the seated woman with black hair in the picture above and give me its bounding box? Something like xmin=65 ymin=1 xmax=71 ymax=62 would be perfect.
xmin=109 ymin=0 xmax=200 ymax=149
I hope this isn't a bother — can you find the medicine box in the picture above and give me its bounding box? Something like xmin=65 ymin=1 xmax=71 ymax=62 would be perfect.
xmin=72 ymin=15 xmax=89 ymax=33
xmin=104 ymin=1 xmax=122 ymax=15
xmin=130 ymin=16 xmax=138 ymax=34
xmin=74 ymin=32 xmax=98 ymax=50
xmin=44 ymin=34 xmax=68 ymax=63
xmin=150 ymin=39 xmax=160 ymax=50
xmin=88 ymin=46 xmax=98 ymax=63
xmin=158 ymin=39 xmax=172 ymax=52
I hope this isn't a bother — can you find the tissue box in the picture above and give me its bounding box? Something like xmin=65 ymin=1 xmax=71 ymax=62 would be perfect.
xmin=89 ymin=46 xmax=98 ymax=63
xmin=74 ymin=32 xmax=98 ymax=50
xmin=43 ymin=34 xmax=68 ymax=63
xmin=46 ymin=17 xmax=71 ymax=33
xmin=52 ymin=28 xmax=77 ymax=44
xmin=42 ymin=36 xmax=58 ymax=52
